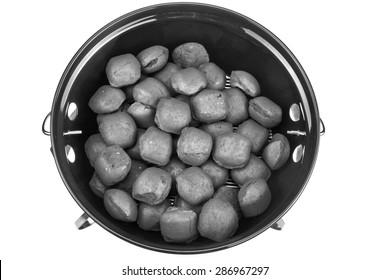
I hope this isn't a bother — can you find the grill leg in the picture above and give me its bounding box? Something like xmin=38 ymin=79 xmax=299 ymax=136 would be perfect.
xmin=75 ymin=212 xmax=94 ymax=230
xmin=271 ymin=219 xmax=285 ymax=230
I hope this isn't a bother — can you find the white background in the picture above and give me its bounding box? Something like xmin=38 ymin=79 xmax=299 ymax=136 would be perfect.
xmin=1 ymin=0 xmax=389 ymax=279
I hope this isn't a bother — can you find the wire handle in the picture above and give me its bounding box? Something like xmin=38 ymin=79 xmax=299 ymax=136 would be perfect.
xmin=320 ymin=118 xmax=325 ymax=136
xmin=42 ymin=112 xmax=51 ymax=136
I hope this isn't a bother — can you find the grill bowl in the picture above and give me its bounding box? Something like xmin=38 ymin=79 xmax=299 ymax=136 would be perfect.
xmin=48 ymin=3 xmax=321 ymax=254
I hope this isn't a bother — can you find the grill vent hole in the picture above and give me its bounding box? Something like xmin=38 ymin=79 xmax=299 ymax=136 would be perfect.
xmin=67 ymin=102 xmax=78 ymax=121
xmin=292 ymin=144 xmax=304 ymax=163
xmin=289 ymin=103 xmax=301 ymax=122
xmin=65 ymin=145 xmax=76 ymax=163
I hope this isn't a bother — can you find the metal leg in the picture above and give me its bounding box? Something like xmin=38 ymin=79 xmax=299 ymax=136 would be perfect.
xmin=75 ymin=212 xmax=94 ymax=230
xmin=271 ymin=218 xmax=285 ymax=230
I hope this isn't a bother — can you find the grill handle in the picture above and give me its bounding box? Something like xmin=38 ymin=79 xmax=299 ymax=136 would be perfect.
xmin=320 ymin=118 xmax=325 ymax=136
xmin=42 ymin=112 xmax=51 ymax=136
